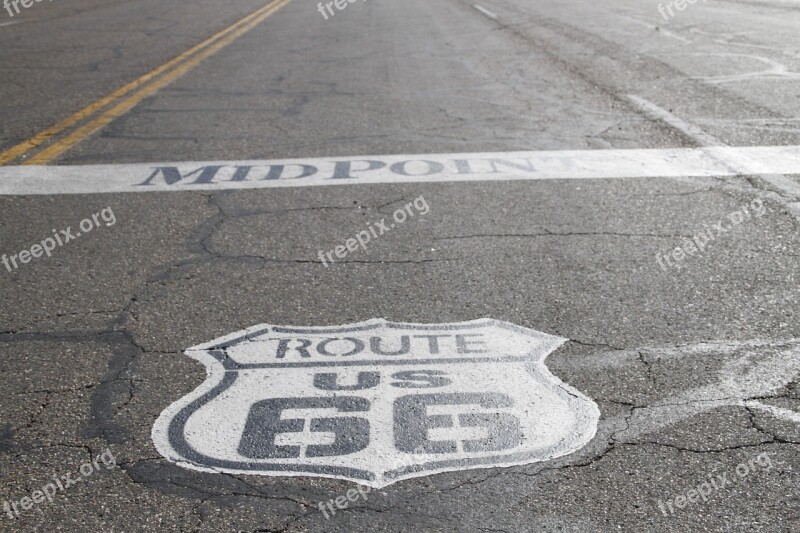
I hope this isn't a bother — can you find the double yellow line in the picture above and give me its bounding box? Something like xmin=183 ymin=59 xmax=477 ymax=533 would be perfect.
xmin=0 ymin=0 xmax=291 ymax=166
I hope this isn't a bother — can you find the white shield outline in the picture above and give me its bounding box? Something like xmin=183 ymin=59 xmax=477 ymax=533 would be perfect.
xmin=152 ymin=318 xmax=600 ymax=487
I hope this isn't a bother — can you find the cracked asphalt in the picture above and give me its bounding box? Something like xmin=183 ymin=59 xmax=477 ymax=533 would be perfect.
xmin=1 ymin=0 xmax=800 ymax=531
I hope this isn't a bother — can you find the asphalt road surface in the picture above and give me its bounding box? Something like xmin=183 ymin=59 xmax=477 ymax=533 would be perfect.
xmin=1 ymin=0 xmax=800 ymax=531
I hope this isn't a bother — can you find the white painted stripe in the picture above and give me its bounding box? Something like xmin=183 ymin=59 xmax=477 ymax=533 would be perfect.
xmin=473 ymin=4 xmax=498 ymax=20
xmin=573 ymin=339 xmax=800 ymax=441
xmin=626 ymin=95 xmax=800 ymax=202
xmin=625 ymin=94 xmax=723 ymax=147
xmin=0 ymin=20 xmax=20 ymax=28
xmin=746 ymin=400 xmax=800 ymax=425
xmin=758 ymin=173 xmax=800 ymax=199
xmin=2 ymin=146 xmax=800 ymax=195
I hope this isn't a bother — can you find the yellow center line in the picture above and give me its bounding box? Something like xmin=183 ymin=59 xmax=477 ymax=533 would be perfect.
xmin=0 ymin=0 xmax=291 ymax=166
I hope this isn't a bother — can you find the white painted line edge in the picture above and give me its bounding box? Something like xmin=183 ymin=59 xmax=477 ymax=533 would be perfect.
xmin=0 ymin=20 xmax=20 ymax=28
xmin=1 ymin=146 xmax=800 ymax=195
xmin=625 ymin=95 xmax=800 ymax=200
xmin=473 ymin=4 xmax=498 ymax=20
xmin=625 ymin=94 xmax=723 ymax=147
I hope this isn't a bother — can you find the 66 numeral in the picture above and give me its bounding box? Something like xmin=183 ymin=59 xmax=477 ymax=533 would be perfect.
xmin=238 ymin=391 xmax=522 ymax=459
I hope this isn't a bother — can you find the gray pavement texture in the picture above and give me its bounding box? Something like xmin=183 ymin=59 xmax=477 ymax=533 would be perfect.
xmin=1 ymin=0 xmax=800 ymax=531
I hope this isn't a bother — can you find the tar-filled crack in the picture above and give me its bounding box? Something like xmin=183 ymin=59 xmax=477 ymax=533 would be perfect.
xmin=195 ymin=192 xmax=227 ymax=258
xmin=253 ymin=511 xmax=307 ymax=533
xmin=214 ymin=203 xmax=363 ymax=218
xmin=117 ymin=457 xmax=164 ymax=467
xmin=227 ymin=474 xmax=314 ymax=508
xmin=643 ymin=395 xmax=789 ymax=410
xmin=638 ymin=351 xmax=658 ymax=388
xmin=22 ymin=392 xmax=52 ymax=432
xmin=145 ymin=191 xmax=449 ymax=268
xmin=374 ymin=195 xmax=424 ymax=214
xmin=604 ymin=398 xmax=637 ymax=408
xmin=434 ymin=230 xmax=691 ymax=240
xmin=12 ymin=383 xmax=98 ymax=395
xmin=622 ymin=441 xmax=778 ymax=454
xmin=0 ymin=330 xmax=121 ymax=343
xmin=332 ymin=258 xmax=457 ymax=265
xmin=82 ymin=331 xmax=143 ymax=443
xmin=2 ymin=309 xmax=121 ymax=333
xmin=745 ymin=404 xmax=769 ymax=438
xmin=126 ymin=473 xmax=309 ymax=507
xmin=567 ymin=338 xmax=625 ymax=351
xmin=616 ymin=405 xmax=635 ymax=444
xmin=649 ymin=187 xmax=716 ymax=197
xmin=319 ymin=502 xmax=454 ymax=529
xmin=745 ymin=405 xmax=800 ymax=445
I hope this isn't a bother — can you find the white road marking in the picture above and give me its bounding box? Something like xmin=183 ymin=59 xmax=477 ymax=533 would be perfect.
xmin=0 ymin=20 xmax=19 ymax=28
xmin=698 ymin=118 xmax=800 ymax=134
xmin=746 ymin=400 xmax=800 ymax=424
xmin=625 ymin=95 xmax=800 ymax=207
xmin=618 ymin=15 xmax=692 ymax=44
xmin=152 ymin=319 xmax=599 ymax=488
xmin=472 ymin=4 xmax=498 ymax=20
xmin=3 ymin=145 xmax=800 ymax=195
xmin=625 ymin=94 xmax=722 ymax=146
xmin=688 ymin=53 xmax=800 ymax=84
xmin=567 ymin=338 xmax=800 ymax=441
xmin=688 ymin=28 xmax=800 ymax=59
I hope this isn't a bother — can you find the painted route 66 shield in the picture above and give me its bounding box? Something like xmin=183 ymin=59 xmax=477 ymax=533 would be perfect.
xmin=152 ymin=319 xmax=599 ymax=488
